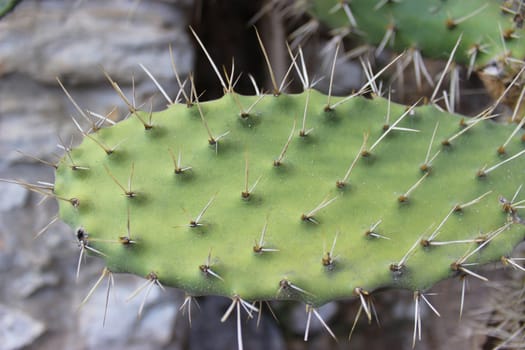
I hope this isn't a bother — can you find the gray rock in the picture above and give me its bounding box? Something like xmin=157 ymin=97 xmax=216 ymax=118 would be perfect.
xmin=313 ymin=43 xmax=364 ymax=95
xmin=0 ymin=0 xmax=194 ymax=85
xmin=0 ymin=304 xmax=45 ymax=350
xmin=135 ymin=302 xmax=179 ymax=346
xmin=10 ymin=270 xmax=59 ymax=299
xmin=78 ymin=274 xmax=180 ymax=350
xmin=0 ymin=183 xmax=27 ymax=212
xmin=0 ymin=1 xmax=195 ymax=350
xmin=289 ymin=301 xmax=338 ymax=337
xmin=0 ymin=76 xmax=71 ymax=169
xmin=0 ymin=0 xmax=194 ymax=170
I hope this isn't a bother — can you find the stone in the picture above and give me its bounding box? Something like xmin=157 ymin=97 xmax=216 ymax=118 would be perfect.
xmin=10 ymin=270 xmax=59 ymax=298
xmin=289 ymin=301 xmax=339 ymax=336
xmin=0 ymin=304 xmax=45 ymax=350
xmin=0 ymin=1 xmax=195 ymax=349
xmin=0 ymin=0 xmax=194 ymax=169
xmin=0 ymin=182 xmax=27 ymax=212
xmin=78 ymin=274 xmax=180 ymax=350
xmin=0 ymin=0 xmax=194 ymax=84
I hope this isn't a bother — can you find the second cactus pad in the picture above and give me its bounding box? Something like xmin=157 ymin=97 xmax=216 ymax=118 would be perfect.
xmin=308 ymin=0 xmax=525 ymax=70
xmin=56 ymin=90 xmax=525 ymax=306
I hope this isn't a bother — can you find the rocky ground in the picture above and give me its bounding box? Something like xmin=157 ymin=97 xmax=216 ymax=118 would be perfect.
xmin=0 ymin=1 xmax=523 ymax=349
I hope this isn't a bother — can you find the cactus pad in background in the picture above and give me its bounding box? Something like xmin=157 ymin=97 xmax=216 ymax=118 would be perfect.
xmin=308 ymin=0 xmax=525 ymax=68
xmin=47 ymin=60 xmax=525 ymax=344
xmin=306 ymin=0 xmax=525 ymax=109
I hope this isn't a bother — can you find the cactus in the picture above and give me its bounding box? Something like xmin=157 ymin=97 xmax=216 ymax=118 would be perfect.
xmin=307 ymin=0 xmax=525 ymax=69
xmin=4 ymin=25 xmax=525 ymax=347
xmin=305 ymin=0 xmax=525 ymax=109
xmin=33 ymin=49 xmax=525 ymax=345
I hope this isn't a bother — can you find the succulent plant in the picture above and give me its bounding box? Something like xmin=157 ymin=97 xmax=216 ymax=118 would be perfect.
xmin=307 ymin=0 xmax=524 ymax=69
xmin=5 ymin=27 xmax=525 ymax=349
xmin=305 ymin=0 xmax=525 ymax=110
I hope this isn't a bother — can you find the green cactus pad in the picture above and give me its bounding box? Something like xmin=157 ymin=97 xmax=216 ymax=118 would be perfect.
xmin=307 ymin=0 xmax=525 ymax=70
xmin=55 ymin=89 xmax=525 ymax=306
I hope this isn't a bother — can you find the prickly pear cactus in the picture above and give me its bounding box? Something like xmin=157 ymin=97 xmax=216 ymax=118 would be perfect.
xmin=307 ymin=0 xmax=525 ymax=72
xmin=55 ymin=86 xmax=525 ymax=310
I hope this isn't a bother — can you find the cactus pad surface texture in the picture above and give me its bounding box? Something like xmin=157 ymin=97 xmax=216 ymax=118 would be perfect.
xmin=55 ymin=83 xmax=525 ymax=309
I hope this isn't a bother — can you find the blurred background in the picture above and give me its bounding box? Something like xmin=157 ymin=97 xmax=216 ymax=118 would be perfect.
xmin=0 ymin=1 xmax=523 ymax=349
